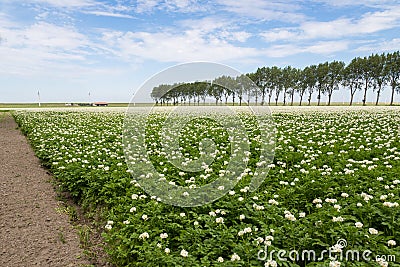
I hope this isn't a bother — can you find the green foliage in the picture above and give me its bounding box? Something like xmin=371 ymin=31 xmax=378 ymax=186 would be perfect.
xmin=150 ymin=51 xmax=400 ymax=107
xmin=14 ymin=109 xmax=400 ymax=267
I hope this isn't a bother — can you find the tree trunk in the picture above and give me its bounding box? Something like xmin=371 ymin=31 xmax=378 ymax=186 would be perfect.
xmin=362 ymin=79 xmax=369 ymax=106
xmin=328 ymin=93 xmax=332 ymax=106
xmin=283 ymin=90 xmax=287 ymax=106
xmin=348 ymin=85 xmax=354 ymax=106
xmin=317 ymin=88 xmax=321 ymax=106
xmin=299 ymin=93 xmax=304 ymax=106
xmin=362 ymin=87 xmax=367 ymax=106
xmin=268 ymin=93 xmax=273 ymax=105
xmin=275 ymin=92 xmax=280 ymax=106
xmin=375 ymin=86 xmax=381 ymax=106
xmin=232 ymin=93 xmax=235 ymax=106
xmin=307 ymin=91 xmax=312 ymax=106
xmin=290 ymin=93 xmax=294 ymax=106
xmin=350 ymin=92 xmax=355 ymax=106
xmin=261 ymin=90 xmax=266 ymax=106
xmin=390 ymin=86 xmax=395 ymax=106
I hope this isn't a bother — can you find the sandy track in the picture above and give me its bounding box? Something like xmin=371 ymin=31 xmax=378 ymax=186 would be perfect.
xmin=0 ymin=114 xmax=90 ymax=267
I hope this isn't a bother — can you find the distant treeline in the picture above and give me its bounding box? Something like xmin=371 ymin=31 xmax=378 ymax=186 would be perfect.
xmin=151 ymin=51 xmax=400 ymax=106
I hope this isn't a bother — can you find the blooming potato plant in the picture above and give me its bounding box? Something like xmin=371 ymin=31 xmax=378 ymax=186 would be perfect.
xmin=14 ymin=108 xmax=400 ymax=267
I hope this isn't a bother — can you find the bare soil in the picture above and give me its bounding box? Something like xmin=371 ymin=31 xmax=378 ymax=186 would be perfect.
xmin=0 ymin=114 xmax=91 ymax=267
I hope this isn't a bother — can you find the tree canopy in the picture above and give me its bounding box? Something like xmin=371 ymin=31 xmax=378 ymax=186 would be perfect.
xmin=151 ymin=51 xmax=400 ymax=106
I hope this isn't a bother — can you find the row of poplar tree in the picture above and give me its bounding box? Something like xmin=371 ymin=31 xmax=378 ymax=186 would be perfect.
xmin=151 ymin=51 xmax=400 ymax=106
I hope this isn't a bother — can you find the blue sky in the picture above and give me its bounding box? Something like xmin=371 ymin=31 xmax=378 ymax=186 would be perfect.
xmin=1 ymin=0 xmax=400 ymax=103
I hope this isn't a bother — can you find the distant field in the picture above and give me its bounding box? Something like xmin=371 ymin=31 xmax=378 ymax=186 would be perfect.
xmin=0 ymin=102 xmax=398 ymax=109
xmin=0 ymin=103 xmax=130 ymax=108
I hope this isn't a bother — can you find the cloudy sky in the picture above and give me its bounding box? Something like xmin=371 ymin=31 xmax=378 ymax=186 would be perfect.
xmin=1 ymin=0 xmax=399 ymax=103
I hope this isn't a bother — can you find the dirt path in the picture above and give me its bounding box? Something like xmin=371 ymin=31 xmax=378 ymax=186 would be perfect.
xmin=0 ymin=114 xmax=90 ymax=267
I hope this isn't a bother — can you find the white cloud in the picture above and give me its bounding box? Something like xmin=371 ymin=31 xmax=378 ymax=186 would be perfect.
xmin=263 ymin=41 xmax=349 ymax=57
xmin=179 ymin=17 xmax=232 ymax=33
xmin=134 ymin=0 xmax=306 ymax=20
xmin=227 ymin=31 xmax=252 ymax=42
xmin=216 ymin=0 xmax=306 ymax=23
xmin=0 ymin=13 xmax=15 ymax=27
xmin=135 ymin=0 xmax=207 ymax=13
xmin=0 ymin=12 xmax=252 ymax=76
xmin=304 ymin=41 xmax=349 ymax=54
xmin=30 ymin=0 xmax=96 ymax=8
xmin=261 ymin=28 xmax=299 ymax=42
xmin=355 ymin=38 xmax=400 ymax=52
xmin=99 ymin=24 xmax=349 ymax=64
xmin=2 ymin=0 xmax=398 ymax=78
xmin=178 ymin=17 xmax=251 ymax=43
xmin=83 ymin=10 xmax=134 ymax=18
xmin=0 ymin=20 xmax=98 ymax=76
xmin=163 ymin=0 xmax=192 ymax=10
xmin=263 ymin=44 xmax=302 ymax=57
xmin=302 ymin=7 xmax=400 ymax=39
xmin=20 ymin=22 xmax=89 ymax=51
xmin=261 ymin=6 xmax=400 ymax=42
xmin=16 ymin=0 xmax=136 ymax=20
xmin=100 ymin=29 xmax=259 ymax=63
xmin=314 ymin=0 xmax=400 ymax=8
xmin=135 ymin=0 xmax=159 ymax=13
